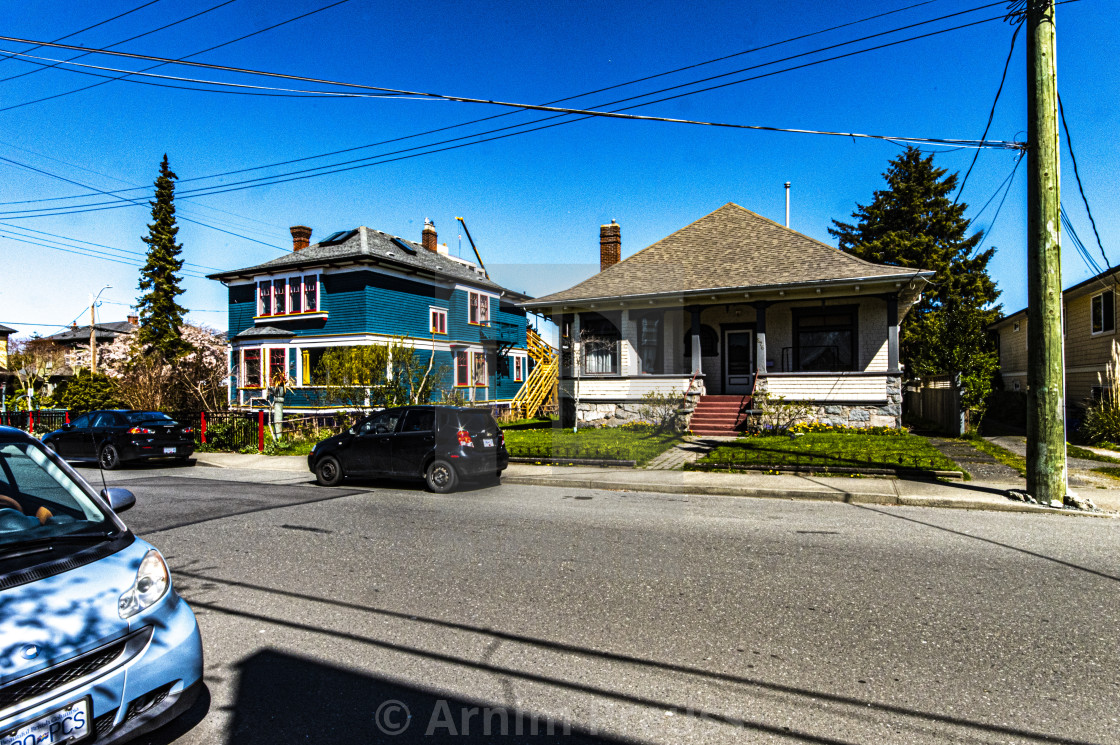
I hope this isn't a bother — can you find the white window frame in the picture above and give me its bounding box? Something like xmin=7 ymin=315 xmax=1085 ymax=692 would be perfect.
xmin=468 ymin=291 xmax=490 ymax=326
xmin=472 ymin=350 xmax=488 ymax=387
xmin=1091 ymin=290 xmax=1115 ymax=336
xmin=454 ymin=349 xmax=470 ymax=387
xmin=430 ymin=307 xmax=447 ymax=335
xmin=513 ymin=355 xmax=524 ymax=382
xmin=241 ymin=347 xmax=264 ymax=388
xmin=265 ymin=346 xmax=288 ymax=388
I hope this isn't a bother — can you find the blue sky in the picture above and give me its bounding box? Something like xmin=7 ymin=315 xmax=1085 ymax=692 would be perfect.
xmin=0 ymin=0 xmax=1116 ymax=338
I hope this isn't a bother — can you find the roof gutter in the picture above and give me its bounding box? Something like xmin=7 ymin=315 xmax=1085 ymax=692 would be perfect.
xmin=519 ymin=271 xmax=934 ymax=311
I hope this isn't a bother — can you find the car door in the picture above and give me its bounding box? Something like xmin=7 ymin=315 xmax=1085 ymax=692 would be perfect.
xmin=53 ymin=413 xmax=91 ymax=458
xmin=87 ymin=411 xmax=120 ymax=458
xmin=392 ymin=408 xmax=435 ymax=477
xmin=352 ymin=409 xmax=402 ymax=476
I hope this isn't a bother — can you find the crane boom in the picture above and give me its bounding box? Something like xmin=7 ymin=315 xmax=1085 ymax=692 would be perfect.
xmin=454 ymin=216 xmax=490 ymax=279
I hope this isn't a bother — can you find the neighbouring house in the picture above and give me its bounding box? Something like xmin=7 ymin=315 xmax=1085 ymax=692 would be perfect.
xmin=45 ymin=316 xmax=139 ymax=371
xmin=520 ymin=203 xmax=933 ymax=433
xmin=0 ymin=324 xmax=14 ymax=373
xmin=206 ymin=221 xmax=532 ymax=411
xmin=992 ymin=265 xmax=1120 ymax=412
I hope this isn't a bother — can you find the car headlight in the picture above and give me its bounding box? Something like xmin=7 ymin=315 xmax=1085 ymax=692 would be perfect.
xmin=119 ymin=549 xmax=170 ymax=618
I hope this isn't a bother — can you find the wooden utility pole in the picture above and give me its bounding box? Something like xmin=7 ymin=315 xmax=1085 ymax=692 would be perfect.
xmin=1025 ymin=0 xmax=1066 ymax=505
xmin=89 ymin=293 xmax=97 ymax=375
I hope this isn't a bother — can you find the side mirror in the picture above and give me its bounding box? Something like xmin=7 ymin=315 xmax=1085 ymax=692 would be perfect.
xmin=101 ymin=488 xmax=136 ymax=513
xmin=61 ymin=423 xmax=75 ymax=431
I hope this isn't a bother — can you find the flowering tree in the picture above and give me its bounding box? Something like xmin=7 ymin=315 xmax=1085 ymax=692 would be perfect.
xmin=89 ymin=324 xmax=227 ymax=411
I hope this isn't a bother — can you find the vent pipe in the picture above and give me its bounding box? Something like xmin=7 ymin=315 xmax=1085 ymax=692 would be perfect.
xmin=784 ymin=182 xmax=791 ymax=228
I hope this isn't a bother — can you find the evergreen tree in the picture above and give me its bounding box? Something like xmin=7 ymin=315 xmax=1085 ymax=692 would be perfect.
xmin=136 ymin=154 xmax=190 ymax=360
xmin=829 ymin=147 xmax=1002 ymax=413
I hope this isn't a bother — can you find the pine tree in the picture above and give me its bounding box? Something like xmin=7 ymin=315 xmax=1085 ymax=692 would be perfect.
xmin=136 ymin=154 xmax=191 ymax=360
xmin=829 ymin=147 xmax=1002 ymax=413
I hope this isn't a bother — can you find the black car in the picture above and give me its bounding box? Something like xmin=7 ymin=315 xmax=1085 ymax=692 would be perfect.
xmin=308 ymin=405 xmax=508 ymax=493
xmin=42 ymin=410 xmax=196 ymax=469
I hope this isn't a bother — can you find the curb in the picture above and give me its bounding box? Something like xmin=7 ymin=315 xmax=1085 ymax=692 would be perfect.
xmin=501 ymin=475 xmax=1115 ymax=516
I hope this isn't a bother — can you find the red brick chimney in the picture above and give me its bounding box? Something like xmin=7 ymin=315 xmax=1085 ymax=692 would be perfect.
xmin=422 ymin=219 xmax=437 ymax=253
xmin=600 ymin=220 xmax=621 ymax=272
xmin=290 ymin=225 xmax=312 ymax=252
xmin=127 ymin=314 xmax=138 ymax=326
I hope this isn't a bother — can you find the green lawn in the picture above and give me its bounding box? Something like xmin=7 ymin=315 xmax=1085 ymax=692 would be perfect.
xmin=685 ymin=431 xmax=962 ymax=475
xmin=502 ymin=424 xmax=682 ymax=465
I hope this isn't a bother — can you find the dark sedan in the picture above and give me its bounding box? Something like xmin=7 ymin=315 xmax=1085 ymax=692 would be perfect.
xmin=308 ymin=405 xmax=508 ymax=493
xmin=42 ymin=410 xmax=195 ymax=469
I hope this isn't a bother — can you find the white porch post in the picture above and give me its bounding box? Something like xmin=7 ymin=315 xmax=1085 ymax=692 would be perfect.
xmin=886 ymin=294 xmax=900 ymax=373
xmin=689 ymin=307 xmax=702 ymax=375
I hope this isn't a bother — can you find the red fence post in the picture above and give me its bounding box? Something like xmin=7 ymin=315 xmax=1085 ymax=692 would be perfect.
xmin=258 ymin=410 xmax=264 ymax=453
xmin=28 ymin=411 xmax=34 ymax=433
xmin=65 ymin=411 xmax=70 ymax=425
xmin=200 ymin=411 xmax=207 ymax=445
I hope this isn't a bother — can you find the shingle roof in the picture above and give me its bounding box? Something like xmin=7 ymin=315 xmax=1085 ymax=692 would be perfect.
xmin=208 ymin=226 xmax=528 ymax=299
xmin=233 ymin=326 xmax=294 ymax=339
xmin=0 ymin=324 xmax=15 ymax=335
xmin=46 ymin=321 xmax=136 ymax=343
xmin=524 ymin=203 xmax=932 ymax=308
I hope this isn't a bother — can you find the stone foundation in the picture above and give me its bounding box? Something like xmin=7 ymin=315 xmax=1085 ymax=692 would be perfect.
xmin=751 ymin=375 xmax=903 ymax=429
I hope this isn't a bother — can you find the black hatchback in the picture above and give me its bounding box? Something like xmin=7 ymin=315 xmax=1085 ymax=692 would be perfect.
xmin=41 ymin=409 xmax=196 ymax=469
xmin=308 ymin=405 xmax=508 ymax=493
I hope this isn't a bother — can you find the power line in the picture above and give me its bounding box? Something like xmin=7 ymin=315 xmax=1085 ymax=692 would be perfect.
xmin=0 ymin=12 xmax=1029 ymax=220
xmin=0 ymin=154 xmax=285 ymax=250
xmin=0 ymin=0 xmax=165 ymax=67
xmin=955 ymin=21 xmax=1021 ymax=203
xmin=0 ymin=0 xmax=237 ymax=88
xmin=1057 ymin=91 xmax=1109 ymax=270
xmin=0 ymin=221 xmax=221 ymax=272
xmin=0 ymin=9 xmax=1032 ymax=147
xmin=0 ymin=0 xmax=965 ymax=206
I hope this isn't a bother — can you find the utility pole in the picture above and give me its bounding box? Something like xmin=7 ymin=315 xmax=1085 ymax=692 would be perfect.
xmin=1025 ymin=0 xmax=1066 ymax=505
xmin=89 ymin=292 xmax=97 ymax=375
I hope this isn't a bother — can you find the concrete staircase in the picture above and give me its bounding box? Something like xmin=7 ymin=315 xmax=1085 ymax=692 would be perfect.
xmin=688 ymin=394 xmax=753 ymax=436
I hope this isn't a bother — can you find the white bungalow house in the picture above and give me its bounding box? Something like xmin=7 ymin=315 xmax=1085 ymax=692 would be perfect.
xmin=520 ymin=203 xmax=932 ymax=434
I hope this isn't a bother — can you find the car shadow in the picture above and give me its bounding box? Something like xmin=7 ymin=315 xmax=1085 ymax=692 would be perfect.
xmin=341 ymin=473 xmax=504 ymax=494
xmin=227 ymin=648 xmax=642 ymax=744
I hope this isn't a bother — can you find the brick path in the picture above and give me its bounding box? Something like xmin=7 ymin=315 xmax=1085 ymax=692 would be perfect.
xmin=645 ymin=437 xmax=734 ymax=470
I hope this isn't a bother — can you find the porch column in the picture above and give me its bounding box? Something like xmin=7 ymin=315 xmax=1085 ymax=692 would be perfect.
xmin=689 ymin=306 xmax=702 ymax=375
xmin=753 ymin=302 xmax=769 ymax=375
xmin=886 ymin=294 xmax=900 ymax=373
xmin=571 ymin=312 xmax=581 ymax=375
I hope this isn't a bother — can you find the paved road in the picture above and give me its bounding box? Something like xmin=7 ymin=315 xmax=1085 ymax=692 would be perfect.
xmin=84 ymin=462 xmax=1120 ymax=744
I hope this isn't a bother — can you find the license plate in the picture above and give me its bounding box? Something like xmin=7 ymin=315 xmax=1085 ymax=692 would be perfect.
xmin=482 ymin=438 xmax=494 ymax=448
xmin=163 ymin=447 xmax=176 ymax=454
xmin=2 ymin=698 xmax=91 ymax=745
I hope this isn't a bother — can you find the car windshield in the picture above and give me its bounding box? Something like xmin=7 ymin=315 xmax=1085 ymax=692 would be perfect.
xmin=122 ymin=411 xmax=174 ymax=424
xmin=0 ymin=441 xmax=111 ymax=549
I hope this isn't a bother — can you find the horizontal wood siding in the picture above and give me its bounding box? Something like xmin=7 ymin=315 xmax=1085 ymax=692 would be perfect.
xmin=765 ymin=374 xmax=888 ymax=402
xmin=228 ymin=284 xmax=255 ymax=337
xmin=318 ymin=272 xmax=368 ymax=336
xmin=363 ymin=272 xmax=450 ymax=339
xmin=559 ymin=376 xmax=692 ymax=400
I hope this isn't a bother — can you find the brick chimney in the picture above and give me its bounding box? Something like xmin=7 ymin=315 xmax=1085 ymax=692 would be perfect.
xmin=127 ymin=314 xmax=138 ymax=326
xmin=422 ymin=218 xmax=437 ymax=253
xmin=290 ymin=225 xmax=312 ymax=252
xmin=600 ymin=220 xmax=621 ymax=272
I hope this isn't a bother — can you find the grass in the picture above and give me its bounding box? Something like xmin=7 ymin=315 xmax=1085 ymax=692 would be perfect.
xmin=502 ymin=424 xmax=682 ymax=465
xmin=685 ymin=431 xmax=962 ymax=475
xmin=966 ymin=435 xmax=1026 ymax=477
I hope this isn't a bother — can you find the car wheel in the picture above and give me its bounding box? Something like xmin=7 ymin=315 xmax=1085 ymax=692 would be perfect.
xmin=425 ymin=459 xmax=458 ymax=494
xmin=315 ymin=455 xmax=344 ymax=487
xmin=99 ymin=444 xmax=120 ymax=470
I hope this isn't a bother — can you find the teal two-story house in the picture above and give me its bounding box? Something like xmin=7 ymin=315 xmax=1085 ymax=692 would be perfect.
xmin=207 ymin=221 xmax=531 ymax=411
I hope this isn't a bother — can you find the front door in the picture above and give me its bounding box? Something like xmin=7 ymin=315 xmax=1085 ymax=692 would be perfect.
xmin=724 ymin=330 xmax=753 ymax=394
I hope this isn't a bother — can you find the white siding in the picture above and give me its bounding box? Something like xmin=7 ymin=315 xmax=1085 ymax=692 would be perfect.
xmin=561 ymin=376 xmax=693 ymax=400
xmin=765 ymin=373 xmax=889 ymax=402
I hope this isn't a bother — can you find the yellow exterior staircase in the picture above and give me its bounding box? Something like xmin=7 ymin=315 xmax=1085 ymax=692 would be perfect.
xmin=511 ymin=327 xmax=558 ymax=418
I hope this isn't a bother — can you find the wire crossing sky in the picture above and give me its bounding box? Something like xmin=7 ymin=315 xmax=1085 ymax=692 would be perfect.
xmin=0 ymin=0 xmax=1114 ymax=334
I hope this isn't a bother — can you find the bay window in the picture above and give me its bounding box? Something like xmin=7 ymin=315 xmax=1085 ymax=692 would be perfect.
xmin=268 ymin=348 xmax=287 ymax=386
xmin=242 ymin=349 xmax=261 ymax=387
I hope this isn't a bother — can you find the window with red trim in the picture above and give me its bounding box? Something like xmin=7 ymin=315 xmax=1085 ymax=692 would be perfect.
xmin=455 ymin=350 xmax=469 ymax=386
xmin=289 ymin=278 xmax=302 ymax=313
xmin=273 ymin=279 xmax=287 ymax=315
xmin=430 ymin=308 xmax=447 ymax=335
xmin=468 ymin=292 xmax=490 ymax=325
xmin=268 ymin=348 xmax=286 ymax=386
xmin=243 ymin=349 xmax=261 ymax=387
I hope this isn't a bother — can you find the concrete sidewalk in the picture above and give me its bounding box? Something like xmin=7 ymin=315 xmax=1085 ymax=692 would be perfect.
xmin=192 ymin=451 xmax=1118 ymax=517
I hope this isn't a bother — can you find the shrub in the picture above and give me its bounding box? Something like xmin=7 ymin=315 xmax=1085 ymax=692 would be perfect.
xmin=638 ymin=390 xmax=685 ymax=432
xmin=1080 ymin=340 xmax=1120 ymax=444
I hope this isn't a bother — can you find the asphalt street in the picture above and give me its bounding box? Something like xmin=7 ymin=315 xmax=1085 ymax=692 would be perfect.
xmin=82 ymin=461 xmax=1120 ymax=745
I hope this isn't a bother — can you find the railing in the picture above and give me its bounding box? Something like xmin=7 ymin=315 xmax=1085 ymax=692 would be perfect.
xmin=480 ymin=320 xmax=522 ymax=344
xmin=510 ymin=327 xmax=559 ymax=419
